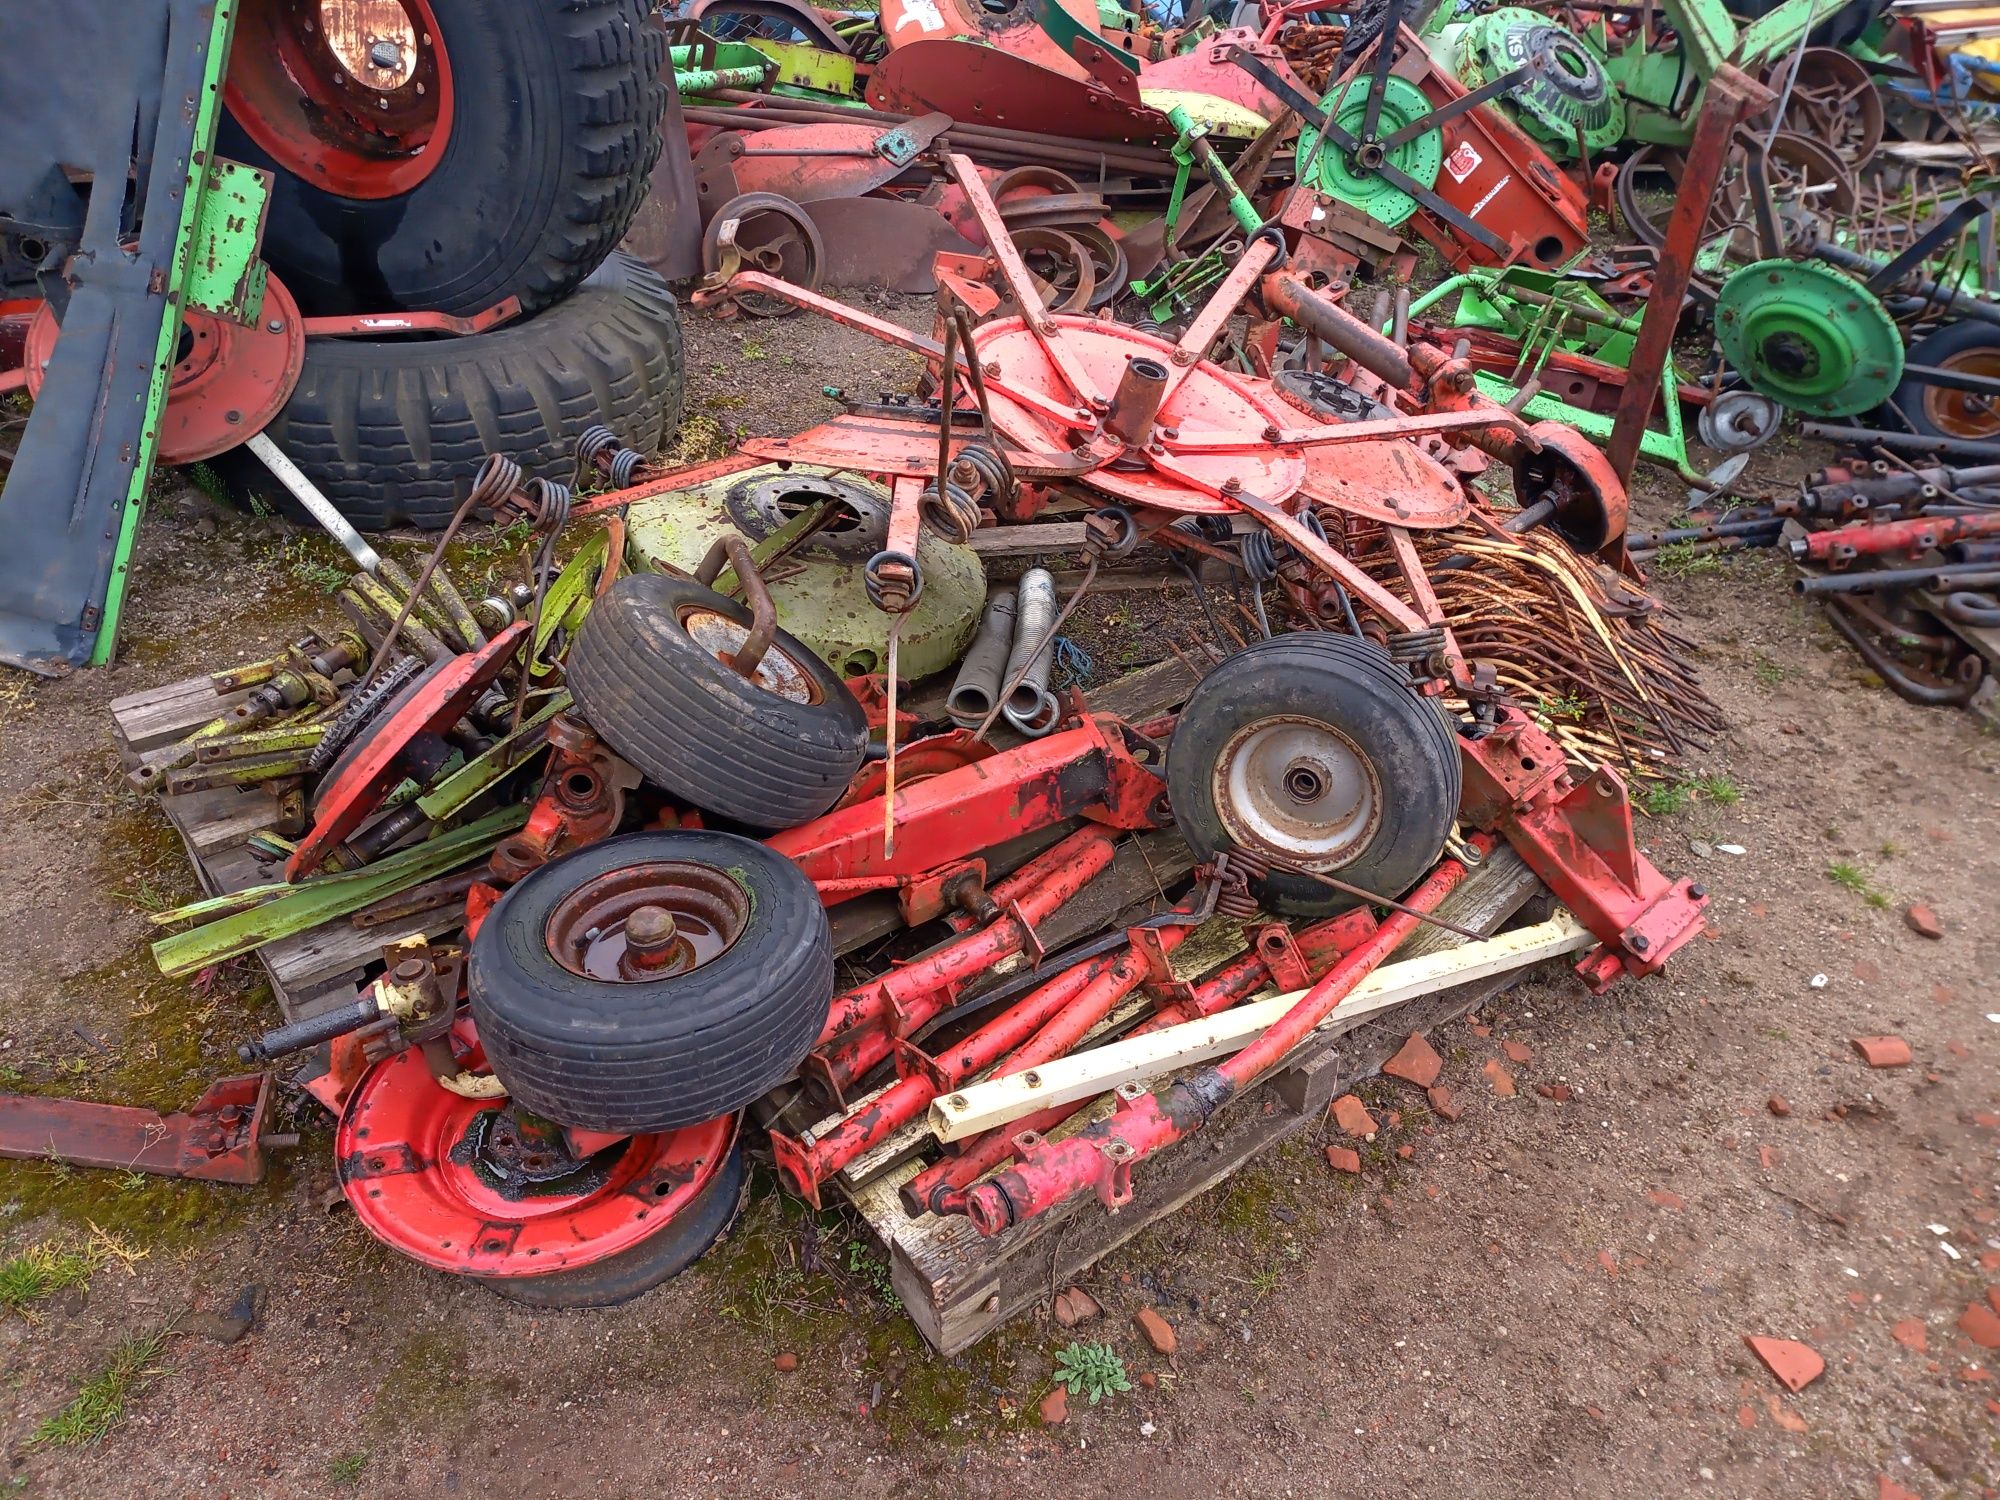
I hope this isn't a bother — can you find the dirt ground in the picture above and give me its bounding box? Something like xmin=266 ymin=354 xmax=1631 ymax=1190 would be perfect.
xmin=1 ymin=295 xmax=1997 ymax=1500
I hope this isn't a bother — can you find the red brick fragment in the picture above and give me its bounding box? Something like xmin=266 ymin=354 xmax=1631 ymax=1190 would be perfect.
xmin=1959 ymin=1302 xmax=2000 ymax=1350
xmin=1427 ymin=1086 xmax=1462 ymax=1122
xmin=1879 ymin=1477 xmax=1920 ymax=1500
xmin=1768 ymin=1095 xmax=1792 ymax=1118
xmin=1395 ymin=1144 xmax=1414 ymax=1160
xmin=774 ymin=1351 xmax=799 ymax=1372
xmin=1482 ymin=1059 xmax=1516 ymax=1098
xmin=1904 ymin=904 xmax=1944 ymax=940
xmin=1326 ymin=1146 xmax=1361 ymax=1175
xmin=1745 ymin=1335 xmax=1825 ymax=1392
xmin=1758 ymin=1145 xmax=1778 ymax=1169
xmin=1134 ymin=1306 xmax=1177 ymax=1356
xmin=1535 ymin=1082 xmax=1573 ymax=1102
xmin=1988 ymin=1286 xmax=2000 ymax=1315
xmin=1331 ymin=1094 xmax=1378 ymax=1138
xmin=1053 ymin=1287 xmax=1101 ymax=1328
xmin=1137 ymin=1371 xmax=1157 ymax=1390
xmin=1467 ymin=1022 xmax=1491 ymax=1038
xmin=1892 ymin=1319 xmax=1927 ymax=1353
xmin=1501 ymin=1039 xmax=1533 ymax=1065
xmin=1648 ymin=1188 xmax=1685 ymax=1211
xmin=1039 ymin=1386 xmax=1068 ymax=1426
xmin=1383 ymin=1033 xmax=1442 ymax=1088
xmin=1852 ymin=1036 xmax=1914 ymax=1069
xmin=1735 ymin=1404 xmax=1756 ymax=1430
xmin=1765 ymin=1394 xmax=1807 ymax=1433
xmin=1598 ymin=1250 xmax=1619 ymax=1278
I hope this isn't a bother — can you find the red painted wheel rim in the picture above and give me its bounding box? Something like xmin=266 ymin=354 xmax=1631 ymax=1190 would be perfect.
xmin=337 ymin=1025 xmax=738 ymax=1277
xmin=225 ymin=0 xmax=454 ymax=200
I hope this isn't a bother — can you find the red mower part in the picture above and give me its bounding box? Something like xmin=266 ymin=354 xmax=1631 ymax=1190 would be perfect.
xmin=225 ymin=0 xmax=454 ymax=201
xmin=287 ymin=621 xmax=527 ymax=880
xmin=973 ymin=315 xmax=1306 ymax=513
xmin=23 ymin=275 xmax=305 ymax=465
xmin=336 ymin=1036 xmax=738 ymax=1277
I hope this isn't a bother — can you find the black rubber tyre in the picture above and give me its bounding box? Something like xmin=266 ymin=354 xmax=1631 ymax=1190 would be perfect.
xmin=1167 ymin=633 xmax=1462 ymax=918
xmin=469 ymin=831 xmax=834 ymax=1132
xmin=567 ymin=573 xmax=868 ymax=829
xmin=1891 ymin=319 xmax=2000 ymax=442
xmin=219 ymin=254 xmax=684 ymax=531
xmin=218 ymin=0 xmax=667 ymax=319
xmin=477 ymin=1137 xmax=747 ymax=1309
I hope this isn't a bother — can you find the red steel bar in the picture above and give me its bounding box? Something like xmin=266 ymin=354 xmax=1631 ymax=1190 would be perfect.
xmin=804 ymin=827 xmax=1118 ymax=1099
xmin=903 ymin=905 xmax=1378 ymax=1216
xmin=1796 ymin=510 xmax=2000 ymax=564
xmin=957 ymin=849 xmax=1478 ymax=1236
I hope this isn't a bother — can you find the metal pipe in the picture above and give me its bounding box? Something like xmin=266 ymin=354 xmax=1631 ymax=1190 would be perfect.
xmin=1809 ymin=240 xmax=2000 ymax=330
xmin=945 ymin=590 xmax=1017 ymax=729
xmin=1106 ymin=355 xmax=1172 ymax=448
xmin=1001 ymin=567 xmax=1060 ymax=737
xmin=1629 ymin=517 xmax=1786 ymax=547
xmin=246 ymin=431 xmax=382 ymax=574
xmin=1941 ymin=590 xmax=2000 ymax=625
xmin=1795 ymin=562 xmax=2000 ymax=594
xmin=1790 ymin=510 xmax=2000 ymax=564
xmin=1802 ymin=424 xmax=2000 ymax=461
xmin=1823 ymin=598 xmax=1979 ymax=706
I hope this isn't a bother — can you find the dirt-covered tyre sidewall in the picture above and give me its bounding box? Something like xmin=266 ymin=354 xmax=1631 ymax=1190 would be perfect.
xmin=567 ymin=574 xmax=868 ymax=829
xmin=219 ymin=0 xmax=666 ymax=318
xmin=216 ymin=254 xmax=683 ymax=532
xmin=469 ymin=832 xmax=834 ymax=1133
xmin=1167 ymin=634 xmax=1462 ymax=917
xmin=476 ymin=1138 xmax=747 ymax=1309
xmin=1891 ymin=319 xmax=2000 ymax=441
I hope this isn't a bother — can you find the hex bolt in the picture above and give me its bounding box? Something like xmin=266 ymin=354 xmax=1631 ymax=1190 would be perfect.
xmin=1630 ymin=933 xmax=1651 ymax=952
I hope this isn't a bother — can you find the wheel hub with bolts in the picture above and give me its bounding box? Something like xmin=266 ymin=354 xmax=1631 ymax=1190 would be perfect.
xmin=543 ymin=861 xmax=750 ymax=983
xmin=1436 ymin=9 xmax=1624 ymax=161
xmin=1213 ymin=715 xmax=1383 ymax=871
xmin=1295 ymin=74 xmax=1443 ymax=229
xmin=1714 ymin=259 xmax=1903 ymax=418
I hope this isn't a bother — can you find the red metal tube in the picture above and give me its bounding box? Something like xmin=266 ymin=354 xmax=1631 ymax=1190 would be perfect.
xmin=1796 ymin=510 xmax=2000 ymax=563
xmin=1001 ymin=923 xmax=1190 ymax=1079
xmin=903 ymin=905 xmax=1378 ymax=1217
xmin=807 ymin=827 xmax=1118 ymax=1096
xmin=959 ymin=854 xmax=1472 ymax=1236
xmin=771 ymin=948 xmax=1122 ymax=1206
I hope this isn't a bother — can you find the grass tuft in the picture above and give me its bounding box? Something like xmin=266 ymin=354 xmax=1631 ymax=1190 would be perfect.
xmin=31 ymin=1321 xmax=174 ymax=1447
xmin=0 ymin=1240 xmax=103 ymax=1314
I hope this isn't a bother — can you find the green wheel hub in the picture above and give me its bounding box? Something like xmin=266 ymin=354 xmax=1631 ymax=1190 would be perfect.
xmin=625 ymin=467 xmax=986 ymax=680
xmin=1715 ymin=259 xmax=1904 ymax=419
xmin=1435 ymin=9 xmax=1623 ymax=161
xmin=1296 ymin=75 xmax=1442 ymax=229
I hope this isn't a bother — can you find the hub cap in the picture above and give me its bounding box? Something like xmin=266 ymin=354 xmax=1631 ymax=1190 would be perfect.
xmin=1212 ymin=716 xmax=1383 ymax=870
xmin=543 ymin=860 xmax=751 ymax=982
xmin=679 ymin=607 xmax=822 ymax=703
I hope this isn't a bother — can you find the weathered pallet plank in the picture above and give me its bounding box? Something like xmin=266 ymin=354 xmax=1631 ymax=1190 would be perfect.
xmin=850 ymin=846 xmax=1544 ymax=1355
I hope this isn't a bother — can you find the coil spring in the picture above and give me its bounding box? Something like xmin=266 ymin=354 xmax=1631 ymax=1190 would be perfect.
xmin=1385 ymin=625 xmax=1447 ymax=664
xmin=1240 ymin=510 xmax=1329 ymax=582
xmin=1213 ymin=847 xmax=1273 ymax=921
xmin=576 ymin=425 xmax=643 ymax=489
xmin=952 ymin=442 xmax=1016 ymax=506
xmin=467 ymin=452 xmax=525 ymax=513
xmin=1169 ymin=513 xmax=1234 ymax=546
xmin=919 ymin=479 xmax=981 ymax=544
xmin=519 ymin=477 xmax=573 ymax=533
xmin=1086 ymin=505 xmax=1140 ymax=560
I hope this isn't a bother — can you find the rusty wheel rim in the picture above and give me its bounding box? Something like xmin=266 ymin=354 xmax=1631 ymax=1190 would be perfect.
xmin=543 ymin=861 xmax=752 ymax=982
xmin=678 ymin=606 xmax=823 ymax=704
xmin=226 ymin=0 xmax=453 ymax=200
xmin=1212 ymin=715 xmax=1383 ymax=870
xmin=1922 ymin=349 xmax=2000 ymax=440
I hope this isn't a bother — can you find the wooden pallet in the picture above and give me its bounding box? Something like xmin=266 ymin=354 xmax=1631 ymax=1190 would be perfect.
xmin=109 ymin=676 xmax=465 ymax=1024
xmin=840 ymin=845 xmax=1547 ymax=1355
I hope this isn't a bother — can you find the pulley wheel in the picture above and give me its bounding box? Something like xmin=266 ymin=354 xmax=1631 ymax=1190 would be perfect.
xmin=703 ymin=191 xmax=825 ymax=318
xmin=24 ymin=273 xmax=306 ymax=465
xmin=1762 ymin=47 xmax=1883 ymax=170
xmin=1297 ymin=75 xmax=1443 ymax=229
xmin=1714 ymin=258 xmax=1902 ymax=418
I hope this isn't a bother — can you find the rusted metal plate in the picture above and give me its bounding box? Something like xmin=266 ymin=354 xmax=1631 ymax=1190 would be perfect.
xmin=0 ymin=1073 xmax=275 ymax=1183
xmin=1295 ymin=437 xmax=1471 ymax=529
xmin=723 ymin=116 xmax=951 ymax=204
xmin=803 ymin=197 xmax=979 ymax=293
xmin=878 ymin=0 xmax=1102 ymax=76
xmin=866 ymin=38 xmax=1170 ymax=144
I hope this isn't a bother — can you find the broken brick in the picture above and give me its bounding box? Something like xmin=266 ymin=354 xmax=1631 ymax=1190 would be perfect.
xmin=1427 ymin=1086 xmax=1463 ymax=1122
xmin=1383 ymin=1033 xmax=1442 ymax=1089
xmin=1768 ymin=1095 xmax=1792 ymax=1118
xmin=1482 ymin=1059 xmax=1516 ymax=1098
xmin=1137 ymin=1371 xmax=1157 ymax=1390
xmin=1598 ymin=1250 xmax=1619 ymax=1278
xmin=1852 ymin=1036 xmax=1914 ymax=1069
xmin=1735 ymin=1404 xmax=1756 ymax=1430
xmin=1758 ymin=1145 xmax=1778 ymax=1169
xmin=1959 ymin=1302 xmax=2000 ymax=1350
xmin=1648 ymin=1188 xmax=1685 ymax=1211
xmin=1039 ymin=1386 xmax=1068 ymax=1426
xmin=1325 ymin=1145 xmax=1361 ymax=1175
xmin=1903 ymin=903 xmax=1944 ymax=940
xmin=1395 ymin=1144 xmax=1414 ymax=1160
xmin=1331 ymin=1094 xmax=1378 ymax=1138
xmin=773 ymin=1351 xmax=799 ymax=1372
xmin=1988 ymin=1286 xmax=2000 ymax=1315
xmin=1878 ymin=1477 xmax=1919 ymax=1500
xmin=1135 ymin=1306 xmax=1177 ymax=1357
xmin=1467 ymin=1022 xmax=1492 ymax=1038
xmin=1535 ymin=1082 xmax=1574 ymax=1103
xmin=1764 ymin=1394 xmax=1807 ymax=1434
xmin=1053 ymin=1287 xmax=1101 ymax=1328
xmin=1745 ymin=1335 xmax=1825 ymax=1392
xmin=1501 ymin=1039 xmax=1533 ymax=1065
xmin=1892 ymin=1319 xmax=1927 ymax=1353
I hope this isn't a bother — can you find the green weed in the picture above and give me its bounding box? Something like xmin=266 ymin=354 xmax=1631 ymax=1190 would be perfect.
xmin=1826 ymin=861 xmax=1890 ymax=908
xmin=1636 ymin=772 xmax=1742 ymax=817
xmin=0 ymin=1240 xmax=102 ymax=1313
xmin=328 ymin=1453 xmax=369 ymax=1485
xmin=1053 ymin=1341 xmax=1133 ymax=1405
xmin=1653 ymin=541 xmax=1721 ymax=577
xmin=31 ymin=1322 xmax=173 ymax=1447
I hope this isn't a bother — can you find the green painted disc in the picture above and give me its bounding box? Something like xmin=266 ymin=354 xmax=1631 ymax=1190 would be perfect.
xmin=1439 ymin=9 xmax=1624 ymax=161
xmin=1714 ymin=259 xmax=1905 ymax=419
xmin=1296 ymin=75 xmax=1443 ymax=230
